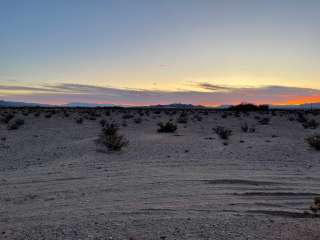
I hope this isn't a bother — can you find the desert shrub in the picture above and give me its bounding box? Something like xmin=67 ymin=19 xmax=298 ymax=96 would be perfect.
xmin=296 ymin=112 xmax=308 ymax=123
xmin=241 ymin=122 xmax=256 ymax=133
xmin=34 ymin=112 xmax=40 ymax=117
xmin=213 ymin=126 xmax=232 ymax=140
xmin=8 ymin=119 xmax=25 ymax=130
xmin=194 ymin=115 xmax=202 ymax=121
xmin=122 ymin=121 xmax=128 ymax=127
xmin=221 ymin=113 xmax=228 ymax=119
xmin=100 ymin=119 xmax=107 ymax=127
xmin=306 ymin=135 xmax=320 ymax=150
xmin=134 ymin=118 xmax=142 ymax=124
xmin=310 ymin=197 xmax=320 ymax=215
xmin=302 ymin=119 xmax=319 ymax=129
xmin=241 ymin=122 xmax=249 ymax=132
xmin=122 ymin=113 xmax=134 ymax=119
xmin=1 ymin=114 xmax=14 ymax=124
xmin=229 ymin=103 xmax=269 ymax=112
xmin=258 ymin=117 xmax=270 ymax=125
xmin=177 ymin=113 xmax=188 ymax=124
xmin=288 ymin=116 xmax=295 ymax=121
xmin=45 ymin=113 xmax=52 ymax=118
xmin=96 ymin=123 xmax=129 ymax=151
xmin=76 ymin=118 xmax=83 ymax=124
xmin=157 ymin=122 xmax=177 ymax=133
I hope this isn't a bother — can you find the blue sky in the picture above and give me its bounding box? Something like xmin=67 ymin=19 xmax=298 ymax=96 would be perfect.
xmin=1 ymin=0 xmax=320 ymax=105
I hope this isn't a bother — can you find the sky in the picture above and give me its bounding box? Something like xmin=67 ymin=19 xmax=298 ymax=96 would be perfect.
xmin=0 ymin=0 xmax=320 ymax=106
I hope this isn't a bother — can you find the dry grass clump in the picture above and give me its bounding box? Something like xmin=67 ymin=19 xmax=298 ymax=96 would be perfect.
xmin=1 ymin=113 xmax=14 ymax=124
xmin=241 ymin=122 xmax=256 ymax=133
xmin=134 ymin=118 xmax=142 ymax=124
xmin=122 ymin=113 xmax=134 ymax=120
xmin=100 ymin=119 xmax=107 ymax=127
xmin=302 ymin=119 xmax=319 ymax=129
xmin=177 ymin=112 xmax=188 ymax=124
xmin=7 ymin=119 xmax=25 ymax=130
xmin=96 ymin=123 xmax=129 ymax=151
xmin=258 ymin=117 xmax=270 ymax=125
xmin=306 ymin=135 xmax=320 ymax=150
xmin=310 ymin=197 xmax=320 ymax=216
xmin=76 ymin=118 xmax=83 ymax=124
xmin=157 ymin=122 xmax=177 ymax=133
xmin=213 ymin=126 xmax=232 ymax=140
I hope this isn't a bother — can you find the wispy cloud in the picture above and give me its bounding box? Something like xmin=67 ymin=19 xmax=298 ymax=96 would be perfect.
xmin=1 ymin=82 xmax=320 ymax=106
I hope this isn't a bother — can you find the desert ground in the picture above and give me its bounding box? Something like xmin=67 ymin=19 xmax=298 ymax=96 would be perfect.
xmin=0 ymin=108 xmax=320 ymax=240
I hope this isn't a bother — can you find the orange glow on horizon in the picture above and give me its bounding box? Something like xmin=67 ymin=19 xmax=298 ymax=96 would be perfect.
xmin=279 ymin=95 xmax=320 ymax=105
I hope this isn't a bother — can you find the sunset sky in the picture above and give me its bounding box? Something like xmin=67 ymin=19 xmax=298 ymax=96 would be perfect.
xmin=1 ymin=0 xmax=320 ymax=106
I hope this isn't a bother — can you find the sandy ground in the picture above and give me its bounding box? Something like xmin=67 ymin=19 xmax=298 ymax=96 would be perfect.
xmin=0 ymin=108 xmax=320 ymax=240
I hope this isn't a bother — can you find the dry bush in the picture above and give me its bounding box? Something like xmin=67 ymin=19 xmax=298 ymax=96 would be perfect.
xmin=310 ymin=197 xmax=320 ymax=216
xmin=306 ymin=135 xmax=320 ymax=150
xmin=241 ymin=122 xmax=255 ymax=133
xmin=157 ymin=122 xmax=177 ymax=133
xmin=122 ymin=113 xmax=134 ymax=120
xmin=303 ymin=119 xmax=319 ymax=129
xmin=177 ymin=113 xmax=188 ymax=124
xmin=96 ymin=123 xmax=129 ymax=151
xmin=7 ymin=119 xmax=25 ymax=130
xmin=213 ymin=126 xmax=232 ymax=140
xmin=134 ymin=118 xmax=142 ymax=124
xmin=1 ymin=113 xmax=14 ymax=124
xmin=258 ymin=117 xmax=270 ymax=125
xmin=100 ymin=119 xmax=107 ymax=127
xmin=76 ymin=118 xmax=83 ymax=124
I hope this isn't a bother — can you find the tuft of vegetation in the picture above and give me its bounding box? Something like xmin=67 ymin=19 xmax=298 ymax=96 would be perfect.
xmin=177 ymin=113 xmax=188 ymax=124
xmin=302 ymin=119 xmax=319 ymax=129
xmin=96 ymin=123 xmax=129 ymax=151
xmin=309 ymin=197 xmax=320 ymax=216
xmin=241 ymin=122 xmax=256 ymax=133
xmin=157 ymin=122 xmax=177 ymax=133
xmin=241 ymin=122 xmax=249 ymax=132
xmin=229 ymin=103 xmax=269 ymax=112
xmin=296 ymin=112 xmax=308 ymax=123
xmin=100 ymin=119 xmax=107 ymax=127
xmin=134 ymin=118 xmax=142 ymax=124
xmin=1 ymin=114 xmax=14 ymax=124
xmin=122 ymin=113 xmax=134 ymax=120
xmin=7 ymin=119 xmax=25 ymax=130
xmin=306 ymin=135 xmax=320 ymax=150
xmin=213 ymin=126 xmax=232 ymax=140
xmin=76 ymin=118 xmax=83 ymax=124
xmin=258 ymin=117 xmax=270 ymax=125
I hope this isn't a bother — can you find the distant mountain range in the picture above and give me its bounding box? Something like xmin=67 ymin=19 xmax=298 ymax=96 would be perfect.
xmin=147 ymin=103 xmax=206 ymax=109
xmin=270 ymin=103 xmax=320 ymax=110
xmin=1 ymin=100 xmax=320 ymax=110
xmin=0 ymin=100 xmax=50 ymax=107
xmin=63 ymin=102 xmax=119 ymax=108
